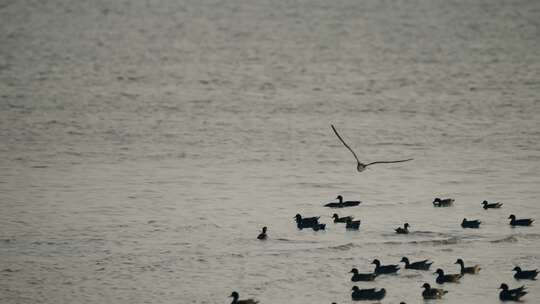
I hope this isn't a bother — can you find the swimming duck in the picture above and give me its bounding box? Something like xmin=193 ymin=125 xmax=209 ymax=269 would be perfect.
xmin=508 ymin=214 xmax=534 ymax=226
xmin=229 ymin=291 xmax=259 ymax=304
xmin=294 ymin=214 xmax=320 ymax=229
xmin=461 ymin=218 xmax=481 ymax=229
xmin=421 ymin=283 xmax=448 ymax=299
xmin=499 ymin=283 xmax=527 ymax=301
xmin=400 ymin=257 xmax=433 ymax=270
xmin=395 ymin=223 xmax=410 ymax=234
xmin=434 ymin=268 xmax=462 ymax=284
xmin=350 ymin=268 xmax=377 ymax=282
xmin=324 ymin=195 xmax=361 ymax=208
xmin=513 ymin=266 xmax=538 ymax=280
xmin=351 ymin=286 xmax=386 ymax=301
xmin=454 ymin=258 xmax=481 ymax=274
xmin=346 ymin=218 xmax=361 ymax=230
xmin=482 ymin=200 xmax=503 ymax=209
xmin=372 ymin=259 xmax=400 ymax=274
xmin=332 ymin=213 xmax=354 ymax=223
xmin=257 ymin=227 xmax=267 ymax=240
xmin=432 ymin=198 xmax=454 ymax=207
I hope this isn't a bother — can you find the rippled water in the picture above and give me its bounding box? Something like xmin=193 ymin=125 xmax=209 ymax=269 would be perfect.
xmin=1 ymin=0 xmax=540 ymax=303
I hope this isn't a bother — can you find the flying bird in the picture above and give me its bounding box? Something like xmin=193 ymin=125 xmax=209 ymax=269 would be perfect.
xmin=330 ymin=124 xmax=413 ymax=172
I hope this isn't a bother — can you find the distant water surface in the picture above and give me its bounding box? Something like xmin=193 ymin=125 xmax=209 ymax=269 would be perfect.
xmin=1 ymin=0 xmax=540 ymax=303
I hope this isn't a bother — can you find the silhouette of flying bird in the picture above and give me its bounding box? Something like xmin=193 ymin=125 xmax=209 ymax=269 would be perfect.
xmin=330 ymin=124 xmax=413 ymax=172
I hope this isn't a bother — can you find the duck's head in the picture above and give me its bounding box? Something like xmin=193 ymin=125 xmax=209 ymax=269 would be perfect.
xmin=482 ymin=200 xmax=488 ymax=205
xmin=433 ymin=198 xmax=441 ymax=204
xmin=352 ymin=286 xmax=359 ymax=291
xmin=422 ymin=283 xmax=431 ymax=289
xmin=512 ymin=266 xmax=522 ymax=272
xmin=336 ymin=195 xmax=343 ymax=202
xmin=508 ymin=214 xmax=516 ymax=220
xmin=230 ymin=291 xmax=239 ymax=298
xmin=294 ymin=214 xmax=302 ymax=220
xmin=332 ymin=213 xmax=339 ymax=219
xmin=262 ymin=227 xmax=267 ymax=233
xmin=434 ymin=268 xmax=444 ymax=275
xmin=454 ymin=259 xmax=464 ymax=265
xmin=462 ymin=218 xmax=467 ymax=223
xmin=400 ymin=257 xmax=409 ymax=264
xmin=404 ymin=223 xmax=410 ymax=228
xmin=371 ymin=259 xmax=381 ymax=266
xmin=350 ymin=268 xmax=358 ymax=274
xmin=499 ymin=283 xmax=509 ymax=290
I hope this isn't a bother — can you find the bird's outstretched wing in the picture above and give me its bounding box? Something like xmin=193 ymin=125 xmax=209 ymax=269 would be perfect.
xmin=331 ymin=124 xmax=361 ymax=164
xmin=365 ymin=159 xmax=413 ymax=167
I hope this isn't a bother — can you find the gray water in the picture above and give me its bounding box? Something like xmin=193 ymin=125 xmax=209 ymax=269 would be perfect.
xmin=1 ymin=0 xmax=540 ymax=303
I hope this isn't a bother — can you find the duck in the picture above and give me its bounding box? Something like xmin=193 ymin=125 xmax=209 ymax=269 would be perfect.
xmin=257 ymin=227 xmax=267 ymax=240
xmin=324 ymin=195 xmax=361 ymax=208
xmin=513 ymin=266 xmax=538 ymax=280
xmin=332 ymin=213 xmax=354 ymax=223
xmin=346 ymin=218 xmax=361 ymax=230
xmin=454 ymin=258 xmax=481 ymax=274
xmin=229 ymin=291 xmax=259 ymax=304
xmin=395 ymin=223 xmax=410 ymax=234
xmin=499 ymin=283 xmax=527 ymax=301
xmin=461 ymin=218 xmax=481 ymax=229
xmin=400 ymin=257 xmax=433 ymax=270
xmin=351 ymin=286 xmax=386 ymax=301
xmin=372 ymin=259 xmax=400 ymax=274
xmin=294 ymin=214 xmax=320 ymax=229
xmin=421 ymin=283 xmax=447 ymax=299
xmin=482 ymin=200 xmax=503 ymax=209
xmin=432 ymin=197 xmax=454 ymax=207
xmin=350 ymin=268 xmax=377 ymax=282
xmin=508 ymin=214 xmax=534 ymax=226
xmin=434 ymin=268 xmax=462 ymax=284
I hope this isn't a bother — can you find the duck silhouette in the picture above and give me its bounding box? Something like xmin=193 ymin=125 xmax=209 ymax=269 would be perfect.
xmin=395 ymin=223 xmax=410 ymax=234
xmin=455 ymin=258 xmax=481 ymax=274
xmin=372 ymin=259 xmax=399 ymax=274
xmin=332 ymin=213 xmax=354 ymax=223
xmin=324 ymin=195 xmax=361 ymax=208
xmin=351 ymin=286 xmax=386 ymax=301
xmin=433 ymin=198 xmax=454 ymax=207
xmin=499 ymin=283 xmax=527 ymax=301
xmin=229 ymin=291 xmax=259 ymax=304
xmin=294 ymin=214 xmax=320 ymax=229
xmin=400 ymin=257 xmax=432 ymax=270
xmin=482 ymin=200 xmax=503 ymax=209
xmin=331 ymin=124 xmax=413 ymax=172
xmin=434 ymin=268 xmax=462 ymax=284
xmin=461 ymin=218 xmax=481 ymax=229
xmin=350 ymin=268 xmax=377 ymax=282
xmin=257 ymin=227 xmax=267 ymax=240
xmin=513 ymin=266 xmax=538 ymax=280
xmin=508 ymin=214 xmax=534 ymax=226
xmin=421 ymin=283 xmax=447 ymax=299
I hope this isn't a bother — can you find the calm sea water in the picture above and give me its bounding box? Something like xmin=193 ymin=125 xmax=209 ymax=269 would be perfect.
xmin=1 ymin=0 xmax=540 ymax=303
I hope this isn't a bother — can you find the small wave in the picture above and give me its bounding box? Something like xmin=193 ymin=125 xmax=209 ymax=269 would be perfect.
xmin=491 ymin=236 xmax=518 ymax=243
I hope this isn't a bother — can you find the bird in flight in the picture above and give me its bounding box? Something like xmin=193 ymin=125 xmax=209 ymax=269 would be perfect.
xmin=331 ymin=124 xmax=413 ymax=172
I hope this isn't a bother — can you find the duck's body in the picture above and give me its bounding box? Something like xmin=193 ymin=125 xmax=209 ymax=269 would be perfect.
xmin=257 ymin=227 xmax=267 ymax=240
xmin=395 ymin=223 xmax=410 ymax=234
xmin=372 ymin=259 xmax=399 ymax=274
xmin=400 ymin=257 xmax=432 ymax=270
xmin=346 ymin=219 xmax=361 ymax=230
xmin=434 ymin=268 xmax=462 ymax=284
xmin=513 ymin=267 xmax=538 ymax=280
xmin=422 ymin=283 xmax=447 ymax=299
xmin=230 ymin=291 xmax=259 ymax=304
xmin=325 ymin=195 xmax=361 ymax=208
xmin=455 ymin=259 xmax=481 ymax=274
xmin=332 ymin=213 xmax=354 ymax=223
xmin=295 ymin=214 xmax=320 ymax=229
xmin=351 ymin=286 xmax=386 ymax=301
xmin=499 ymin=283 xmax=527 ymax=301
xmin=509 ymin=214 xmax=534 ymax=226
xmin=461 ymin=218 xmax=481 ymax=229
xmin=311 ymin=223 xmax=326 ymax=231
xmin=350 ymin=268 xmax=377 ymax=282
xmin=433 ymin=198 xmax=454 ymax=207
xmin=482 ymin=200 xmax=503 ymax=209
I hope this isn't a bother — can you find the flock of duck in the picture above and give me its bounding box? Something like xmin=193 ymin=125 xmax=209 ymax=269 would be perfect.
xmin=228 ymin=125 xmax=537 ymax=304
